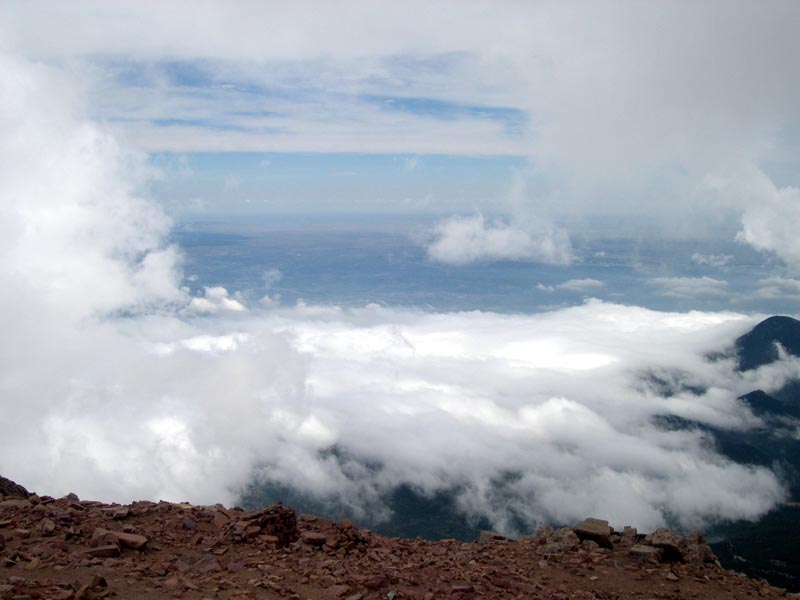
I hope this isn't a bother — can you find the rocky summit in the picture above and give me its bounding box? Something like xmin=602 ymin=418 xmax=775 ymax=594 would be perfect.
xmin=0 ymin=479 xmax=796 ymax=600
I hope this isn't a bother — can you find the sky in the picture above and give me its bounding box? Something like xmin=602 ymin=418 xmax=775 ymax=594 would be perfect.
xmin=1 ymin=1 xmax=800 ymax=534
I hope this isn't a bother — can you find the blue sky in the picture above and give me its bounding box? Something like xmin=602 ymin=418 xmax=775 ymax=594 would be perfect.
xmin=3 ymin=1 xmax=800 ymax=254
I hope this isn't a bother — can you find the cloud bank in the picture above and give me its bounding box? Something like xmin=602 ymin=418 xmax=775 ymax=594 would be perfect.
xmin=0 ymin=26 xmax=798 ymax=538
xmin=426 ymin=215 xmax=572 ymax=265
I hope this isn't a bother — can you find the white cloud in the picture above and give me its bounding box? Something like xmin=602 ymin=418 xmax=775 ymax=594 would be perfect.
xmin=426 ymin=215 xmax=572 ymax=265
xmin=1 ymin=11 xmax=799 ymax=539
xmin=539 ymin=278 xmax=605 ymax=294
xmin=183 ymin=286 xmax=247 ymax=315
xmin=647 ymin=276 xmax=730 ymax=299
xmin=691 ymin=253 xmax=733 ymax=268
xmin=739 ymin=184 xmax=800 ymax=272
xmin=700 ymin=167 xmax=800 ymax=271
xmin=754 ymin=276 xmax=800 ymax=300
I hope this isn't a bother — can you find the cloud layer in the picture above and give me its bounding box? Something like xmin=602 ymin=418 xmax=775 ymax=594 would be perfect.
xmin=1 ymin=14 xmax=799 ymax=538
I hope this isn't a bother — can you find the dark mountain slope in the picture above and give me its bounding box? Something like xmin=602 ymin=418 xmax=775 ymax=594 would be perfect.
xmin=736 ymin=315 xmax=800 ymax=371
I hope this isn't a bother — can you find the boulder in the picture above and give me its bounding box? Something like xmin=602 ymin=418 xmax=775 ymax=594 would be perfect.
xmin=629 ymin=544 xmax=662 ymax=563
xmin=478 ymin=531 xmax=506 ymax=543
xmin=573 ymin=518 xmax=613 ymax=549
xmin=645 ymin=528 xmax=684 ymax=561
xmin=301 ymin=531 xmax=328 ymax=546
xmin=0 ymin=476 xmax=30 ymax=498
xmin=116 ymin=531 xmax=148 ymax=550
xmin=551 ymin=527 xmax=580 ymax=551
xmin=534 ymin=524 xmax=553 ymax=542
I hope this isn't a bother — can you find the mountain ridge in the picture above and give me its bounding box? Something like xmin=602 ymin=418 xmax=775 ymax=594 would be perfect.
xmin=1 ymin=476 xmax=796 ymax=600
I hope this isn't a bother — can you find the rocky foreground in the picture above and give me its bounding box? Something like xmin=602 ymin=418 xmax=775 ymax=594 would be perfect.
xmin=0 ymin=477 xmax=795 ymax=600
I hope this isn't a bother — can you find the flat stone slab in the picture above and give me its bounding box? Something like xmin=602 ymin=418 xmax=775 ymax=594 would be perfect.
xmin=645 ymin=528 xmax=684 ymax=561
xmin=573 ymin=518 xmax=612 ymax=548
xmin=630 ymin=544 xmax=663 ymax=563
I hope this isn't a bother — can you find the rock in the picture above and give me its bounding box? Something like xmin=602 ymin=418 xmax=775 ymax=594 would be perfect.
xmin=580 ymin=539 xmax=600 ymax=551
xmin=0 ymin=498 xmax=32 ymax=509
xmin=573 ymin=518 xmax=613 ymax=549
xmin=537 ymin=542 xmax=562 ymax=555
xmin=112 ymin=506 xmax=130 ymax=520
xmin=91 ymin=528 xmax=119 ymax=547
xmin=363 ymin=575 xmax=387 ymax=590
xmin=534 ymin=524 xmax=554 ymax=541
xmin=328 ymin=584 xmax=350 ymax=597
xmin=79 ymin=544 xmax=121 ymax=558
xmin=192 ymin=555 xmax=222 ymax=574
xmin=301 ymin=531 xmax=328 ymax=547
xmin=645 ymin=528 xmax=684 ymax=561
xmin=620 ymin=526 xmax=638 ymax=544
xmin=0 ymin=476 xmax=30 ymax=498
xmin=551 ymin=527 xmax=580 ymax=551
xmin=39 ymin=518 xmax=56 ymax=535
xmin=478 ymin=531 xmax=506 ymax=543
xmin=74 ymin=584 xmax=92 ymax=600
xmin=629 ymin=544 xmax=662 ymax=563
xmin=116 ymin=531 xmax=148 ymax=549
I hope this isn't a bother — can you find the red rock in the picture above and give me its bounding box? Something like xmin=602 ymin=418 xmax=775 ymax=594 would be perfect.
xmin=478 ymin=531 xmax=506 ymax=543
xmin=0 ymin=498 xmax=31 ymax=509
xmin=301 ymin=531 xmax=328 ymax=546
xmin=90 ymin=528 xmax=119 ymax=547
xmin=645 ymin=529 xmax=684 ymax=561
xmin=79 ymin=544 xmax=120 ymax=558
xmin=112 ymin=507 xmax=130 ymax=520
xmin=629 ymin=544 xmax=662 ymax=563
xmin=116 ymin=531 xmax=148 ymax=549
xmin=328 ymin=584 xmax=350 ymax=597
xmin=192 ymin=555 xmax=222 ymax=574
xmin=364 ymin=575 xmax=387 ymax=590
xmin=573 ymin=518 xmax=612 ymax=549
xmin=39 ymin=518 xmax=56 ymax=535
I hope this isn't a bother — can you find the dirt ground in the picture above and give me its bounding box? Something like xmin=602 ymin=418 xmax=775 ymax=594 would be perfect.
xmin=1 ymin=492 xmax=795 ymax=600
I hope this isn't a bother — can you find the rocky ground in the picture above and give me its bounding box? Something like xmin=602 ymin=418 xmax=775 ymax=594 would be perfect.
xmin=0 ymin=477 xmax=796 ymax=600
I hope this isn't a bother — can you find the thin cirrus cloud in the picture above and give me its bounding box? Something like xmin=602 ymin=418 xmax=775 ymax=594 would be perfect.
xmin=647 ymin=277 xmax=731 ymax=299
xmin=691 ymin=253 xmax=733 ymax=268
xmin=538 ymin=279 xmax=605 ymax=294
